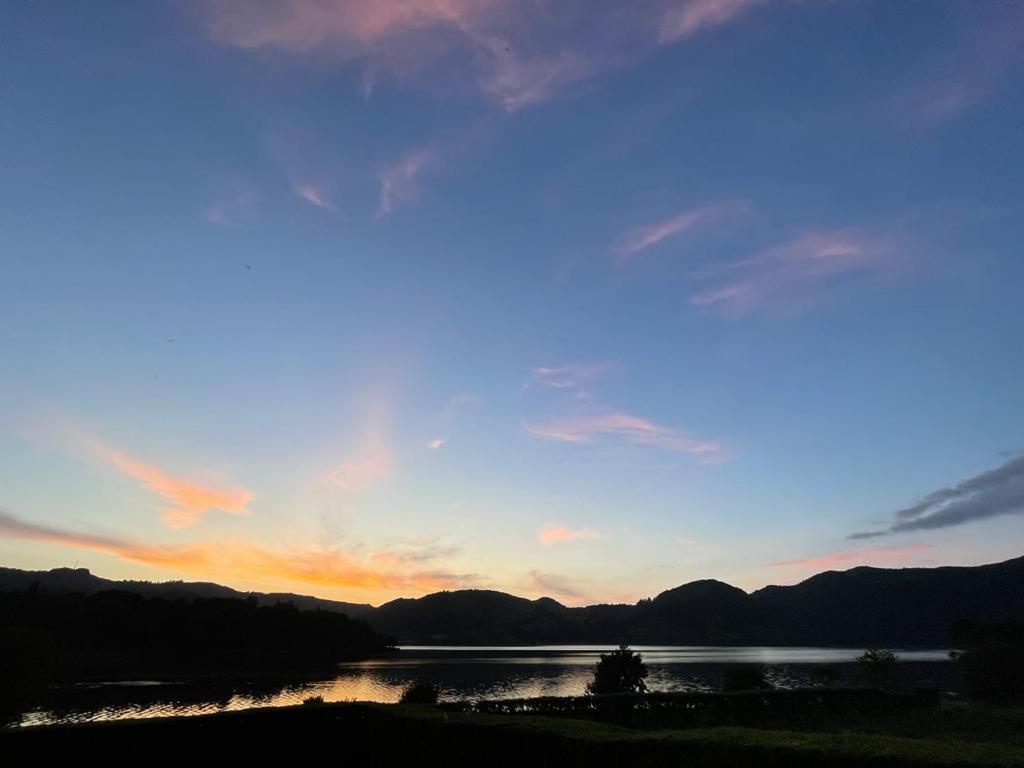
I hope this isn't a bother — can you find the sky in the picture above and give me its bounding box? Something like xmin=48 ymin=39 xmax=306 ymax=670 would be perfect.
xmin=1 ymin=0 xmax=1023 ymax=607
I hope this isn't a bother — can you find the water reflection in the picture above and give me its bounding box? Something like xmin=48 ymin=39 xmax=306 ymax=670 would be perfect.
xmin=17 ymin=646 xmax=953 ymax=727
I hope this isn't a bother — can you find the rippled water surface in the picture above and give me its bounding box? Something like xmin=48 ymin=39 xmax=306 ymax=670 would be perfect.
xmin=17 ymin=646 xmax=953 ymax=727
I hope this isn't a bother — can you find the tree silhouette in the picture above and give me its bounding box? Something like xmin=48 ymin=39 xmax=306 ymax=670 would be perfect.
xmin=586 ymin=644 xmax=648 ymax=695
xmin=856 ymin=649 xmax=900 ymax=691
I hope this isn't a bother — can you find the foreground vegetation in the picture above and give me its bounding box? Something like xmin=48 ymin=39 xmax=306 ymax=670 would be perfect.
xmin=3 ymin=697 xmax=1023 ymax=767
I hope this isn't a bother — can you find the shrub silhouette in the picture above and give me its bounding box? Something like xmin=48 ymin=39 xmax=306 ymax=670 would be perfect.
xmin=722 ymin=666 xmax=772 ymax=692
xmin=586 ymin=644 xmax=648 ymax=695
xmin=302 ymin=695 xmax=324 ymax=706
xmin=400 ymin=682 xmax=440 ymax=704
xmin=857 ymin=649 xmax=900 ymax=691
xmin=950 ymin=620 xmax=1024 ymax=704
xmin=809 ymin=664 xmax=842 ymax=687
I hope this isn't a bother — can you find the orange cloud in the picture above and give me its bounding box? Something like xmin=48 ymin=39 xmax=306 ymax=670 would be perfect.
xmin=769 ymin=543 xmax=931 ymax=574
xmin=96 ymin=446 xmax=252 ymax=529
xmin=537 ymin=524 xmax=600 ymax=548
xmin=0 ymin=510 xmax=472 ymax=596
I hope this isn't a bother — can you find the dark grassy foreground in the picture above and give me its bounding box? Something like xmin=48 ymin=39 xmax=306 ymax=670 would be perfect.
xmin=4 ymin=698 xmax=1024 ymax=767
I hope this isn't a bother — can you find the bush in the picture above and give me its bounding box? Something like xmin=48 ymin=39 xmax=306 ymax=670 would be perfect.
xmin=722 ymin=666 xmax=772 ymax=692
xmin=856 ymin=649 xmax=900 ymax=691
xmin=954 ymin=641 xmax=1024 ymax=705
xmin=302 ymin=695 xmax=324 ymax=706
xmin=809 ymin=664 xmax=842 ymax=687
xmin=400 ymin=682 xmax=440 ymax=705
xmin=586 ymin=645 xmax=648 ymax=696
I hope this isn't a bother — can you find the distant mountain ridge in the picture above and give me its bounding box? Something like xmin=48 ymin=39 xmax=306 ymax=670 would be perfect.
xmin=3 ymin=556 xmax=1023 ymax=646
xmin=0 ymin=566 xmax=374 ymax=619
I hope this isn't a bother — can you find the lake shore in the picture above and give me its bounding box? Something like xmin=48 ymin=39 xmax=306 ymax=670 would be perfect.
xmin=4 ymin=695 xmax=1024 ymax=767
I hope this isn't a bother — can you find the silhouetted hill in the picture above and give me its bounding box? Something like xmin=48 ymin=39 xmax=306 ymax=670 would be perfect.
xmin=750 ymin=558 xmax=1024 ymax=646
xmin=0 ymin=567 xmax=374 ymax=619
xmin=3 ymin=556 xmax=1023 ymax=646
xmin=368 ymin=557 xmax=1024 ymax=645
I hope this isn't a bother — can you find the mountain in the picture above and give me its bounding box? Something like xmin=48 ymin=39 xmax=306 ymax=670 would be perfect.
xmin=3 ymin=556 xmax=1023 ymax=646
xmin=0 ymin=567 xmax=374 ymax=619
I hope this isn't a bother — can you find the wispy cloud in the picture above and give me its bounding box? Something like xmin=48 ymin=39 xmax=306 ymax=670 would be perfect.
xmin=320 ymin=410 xmax=393 ymax=492
xmin=93 ymin=444 xmax=252 ymax=529
xmin=294 ymin=182 xmax=336 ymax=211
xmin=525 ymin=569 xmax=584 ymax=601
xmin=849 ymin=456 xmax=1024 ymax=540
xmin=203 ymin=177 xmax=256 ymax=225
xmin=769 ymin=543 xmax=931 ymax=574
xmin=524 ymin=409 xmax=722 ymax=458
xmin=202 ymin=1 xmax=809 ymax=110
xmin=689 ymin=229 xmax=894 ymax=313
xmin=537 ymin=524 xmax=601 ymax=547
xmin=428 ymin=438 xmax=447 ymax=450
xmin=378 ymin=148 xmax=435 ymax=217
xmin=0 ymin=509 xmax=474 ymax=596
xmin=659 ymin=0 xmax=767 ymax=44
xmin=611 ymin=201 xmax=748 ymax=261
xmin=529 ymin=362 xmax=609 ymax=391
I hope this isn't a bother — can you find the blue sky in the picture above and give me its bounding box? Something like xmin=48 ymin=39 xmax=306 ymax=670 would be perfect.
xmin=1 ymin=0 xmax=1023 ymax=605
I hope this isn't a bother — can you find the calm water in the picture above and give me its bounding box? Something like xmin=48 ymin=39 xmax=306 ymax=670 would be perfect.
xmin=16 ymin=646 xmax=954 ymax=727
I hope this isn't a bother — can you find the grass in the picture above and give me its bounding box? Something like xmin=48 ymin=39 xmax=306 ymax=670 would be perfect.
xmin=4 ymin=698 xmax=1024 ymax=766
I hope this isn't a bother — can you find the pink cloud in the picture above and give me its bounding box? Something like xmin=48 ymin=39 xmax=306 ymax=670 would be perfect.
xmin=612 ymin=201 xmax=749 ymax=261
xmin=690 ymin=229 xmax=895 ymax=313
xmin=537 ymin=524 xmax=601 ymax=547
xmin=428 ymin=438 xmax=447 ymax=449
xmin=294 ymin=182 xmax=336 ymax=211
xmin=378 ymin=148 xmax=435 ymax=217
xmin=659 ymin=0 xmax=767 ymax=43
xmin=529 ymin=362 xmax=609 ymax=391
xmin=524 ymin=409 xmax=722 ymax=457
xmin=769 ymin=543 xmax=932 ymax=574
xmin=320 ymin=399 xmax=393 ymax=491
xmin=202 ymin=1 xmax=808 ymax=110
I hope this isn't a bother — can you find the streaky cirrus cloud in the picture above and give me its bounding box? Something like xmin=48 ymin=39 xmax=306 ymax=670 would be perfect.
xmin=94 ymin=444 xmax=252 ymax=529
xmin=524 ymin=409 xmax=722 ymax=458
xmin=529 ymin=362 xmax=609 ymax=391
xmin=611 ymin=201 xmax=749 ymax=261
xmin=537 ymin=524 xmax=600 ymax=548
xmin=428 ymin=438 xmax=447 ymax=449
xmin=0 ymin=509 xmax=474 ymax=596
xmin=201 ymin=0 xmax=805 ymax=110
xmin=848 ymin=456 xmax=1024 ymax=540
xmin=689 ymin=229 xmax=895 ymax=314
xmin=378 ymin=148 xmax=435 ymax=217
xmin=294 ymin=182 xmax=337 ymax=211
xmin=525 ymin=569 xmax=584 ymax=602
xmin=320 ymin=412 xmax=393 ymax=492
xmin=659 ymin=0 xmax=767 ymax=43
xmin=769 ymin=543 xmax=931 ymax=574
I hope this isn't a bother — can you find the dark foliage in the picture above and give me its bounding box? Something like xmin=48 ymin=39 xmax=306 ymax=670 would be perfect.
xmin=809 ymin=664 xmax=843 ymax=687
xmin=2 ymin=697 xmax=986 ymax=768
xmin=399 ymin=682 xmax=440 ymax=704
xmin=723 ymin=666 xmax=773 ymax=692
xmin=950 ymin=620 xmax=1024 ymax=704
xmin=586 ymin=644 xmax=648 ymax=695
xmin=856 ymin=649 xmax=901 ymax=691
xmin=0 ymin=587 xmax=394 ymax=679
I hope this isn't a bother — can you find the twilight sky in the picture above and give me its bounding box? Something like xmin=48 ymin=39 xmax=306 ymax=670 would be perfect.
xmin=2 ymin=0 xmax=1023 ymax=606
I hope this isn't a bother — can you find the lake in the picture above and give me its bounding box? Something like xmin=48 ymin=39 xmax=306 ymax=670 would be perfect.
xmin=16 ymin=645 xmax=954 ymax=727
